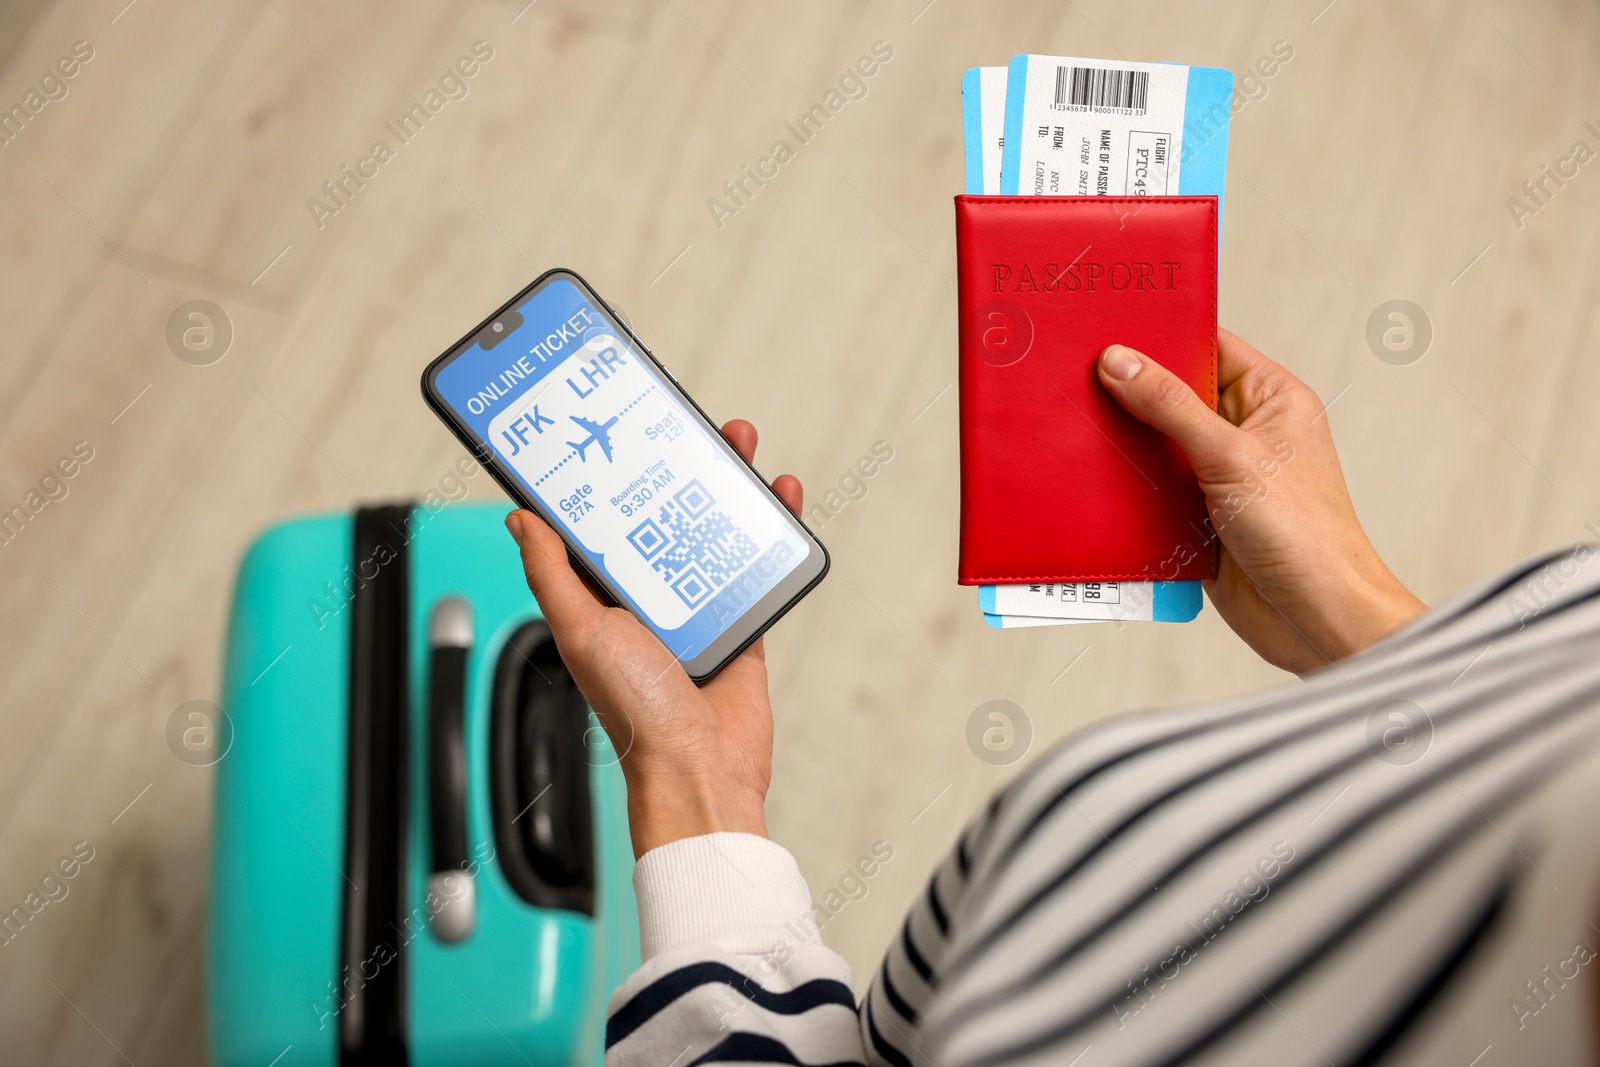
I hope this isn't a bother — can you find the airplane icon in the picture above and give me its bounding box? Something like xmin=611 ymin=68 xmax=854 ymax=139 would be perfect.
xmin=567 ymin=414 xmax=619 ymax=463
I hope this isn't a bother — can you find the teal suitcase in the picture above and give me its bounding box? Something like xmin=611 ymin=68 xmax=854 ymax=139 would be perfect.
xmin=209 ymin=502 xmax=638 ymax=1066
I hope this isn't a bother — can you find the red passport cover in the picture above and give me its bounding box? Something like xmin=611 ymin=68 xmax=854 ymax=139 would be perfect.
xmin=955 ymin=195 xmax=1219 ymax=585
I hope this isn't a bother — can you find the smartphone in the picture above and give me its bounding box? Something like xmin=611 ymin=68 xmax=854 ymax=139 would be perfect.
xmin=421 ymin=269 xmax=829 ymax=682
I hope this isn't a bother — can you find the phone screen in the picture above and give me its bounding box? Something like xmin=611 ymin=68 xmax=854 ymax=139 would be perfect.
xmin=427 ymin=273 xmax=822 ymax=670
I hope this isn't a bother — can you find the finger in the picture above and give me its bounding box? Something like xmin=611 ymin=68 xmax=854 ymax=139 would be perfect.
xmin=714 ymin=634 xmax=768 ymax=678
xmin=1097 ymin=343 xmax=1241 ymax=471
xmin=771 ymin=473 xmax=803 ymax=515
xmin=722 ymin=418 xmax=803 ymax=511
xmin=1217 ymin=328 xmax=1271 ymax=392
xmin=722 ymin=419 xmax=758 ymax=463
xmin=505 ymin=510 xmax=605 ymax=632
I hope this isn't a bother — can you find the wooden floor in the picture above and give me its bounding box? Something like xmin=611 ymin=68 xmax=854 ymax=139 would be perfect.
xmin=1 ymin=0 xmax=1597 ymax=1060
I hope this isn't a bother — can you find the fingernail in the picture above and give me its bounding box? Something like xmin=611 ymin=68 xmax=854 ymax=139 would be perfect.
xmin=1101 ymin=345 xmax=1142 ymax=381
xmin=504 ymin=511 xmax=525 ymax=545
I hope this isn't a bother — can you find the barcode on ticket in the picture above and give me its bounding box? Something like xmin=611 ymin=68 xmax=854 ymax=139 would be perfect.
xmin=1053 ymin=65 xmax=1149 ymax=114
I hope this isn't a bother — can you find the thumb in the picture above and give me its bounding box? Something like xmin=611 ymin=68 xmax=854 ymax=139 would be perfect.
xmin=1097 ymin=344 xmax=1237 ymax=473
xmin=504 ymin=509 xmax=604 ymax=635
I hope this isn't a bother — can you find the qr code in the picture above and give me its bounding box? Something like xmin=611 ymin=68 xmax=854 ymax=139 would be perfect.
xmin=625 ymin=480 xmax=759 ymax=608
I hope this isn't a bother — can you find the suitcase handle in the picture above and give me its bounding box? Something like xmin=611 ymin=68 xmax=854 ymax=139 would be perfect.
xmin=489 ymin=621 xmax=596 ymax=913
xmin=427 ymin=597 xmax=476 ymax=942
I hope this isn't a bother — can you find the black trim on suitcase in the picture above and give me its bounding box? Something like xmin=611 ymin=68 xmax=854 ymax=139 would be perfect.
xmin=490 ymin=621 xmax=596 ymax=914
xmin=340 ymin=505 xmax=413 ymax=1066
xmin=428 ymin=629 xmax=471 ymax=878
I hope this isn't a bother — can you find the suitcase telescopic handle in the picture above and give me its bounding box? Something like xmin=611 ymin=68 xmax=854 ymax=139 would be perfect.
xmin=427 ymin=596 xmax=476 ymax=943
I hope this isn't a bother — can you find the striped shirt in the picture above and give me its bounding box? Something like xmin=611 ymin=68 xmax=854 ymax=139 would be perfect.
xmin=606 ymin=546 xmax=1600 ymax=1066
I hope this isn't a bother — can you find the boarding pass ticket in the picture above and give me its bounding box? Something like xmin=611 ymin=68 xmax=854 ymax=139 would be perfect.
xmin=961 ymin=54 xmax=1232 ymax=625
xmin=980 ymin=579 xmax=1202 ymax=628
xmin=1001 ymin=56 xmax=1188 ymax=196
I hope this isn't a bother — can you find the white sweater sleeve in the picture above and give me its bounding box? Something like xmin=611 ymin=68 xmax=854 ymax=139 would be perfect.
xmin=603 ymin=833 xmax=873 ymax=1066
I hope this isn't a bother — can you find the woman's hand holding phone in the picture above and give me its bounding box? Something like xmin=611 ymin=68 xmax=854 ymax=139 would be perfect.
xmin=506 ymin=419 xmax=799 ymax=860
